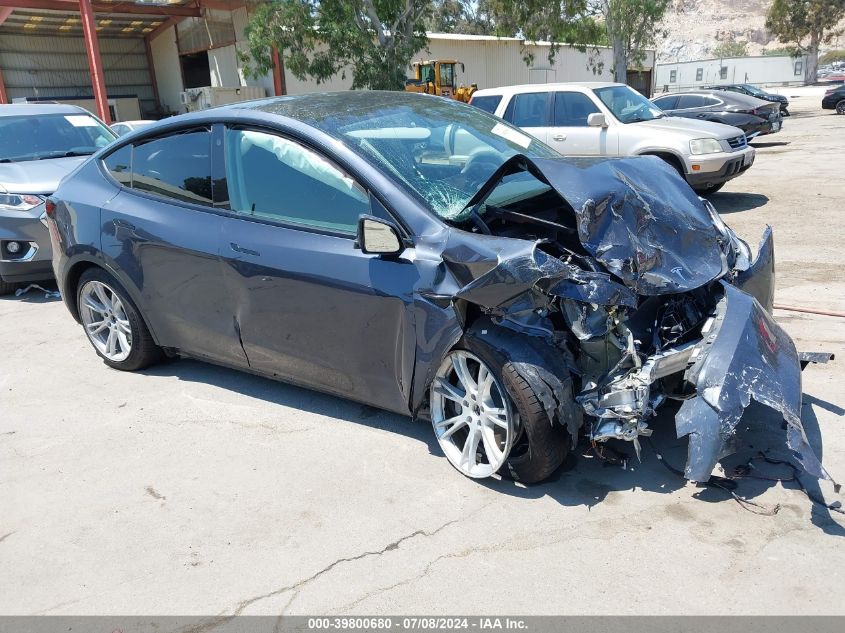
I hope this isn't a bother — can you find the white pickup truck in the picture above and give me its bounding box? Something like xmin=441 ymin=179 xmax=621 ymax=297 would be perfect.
xmin=470 ymin=82 xmax=756 ymax=195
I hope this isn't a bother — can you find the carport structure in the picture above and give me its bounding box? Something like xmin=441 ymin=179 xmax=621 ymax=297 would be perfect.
xmin=0 ymin=0 xmax=270 ymax=123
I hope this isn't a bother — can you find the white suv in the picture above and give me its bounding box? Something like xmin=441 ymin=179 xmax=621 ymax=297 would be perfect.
xmin=470 ymin=82 xmax=756 ymax=195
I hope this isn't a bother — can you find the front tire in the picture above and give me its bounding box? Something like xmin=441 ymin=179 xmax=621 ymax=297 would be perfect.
xmin=837 ymin=100 xmax=845 ymax=115
xmin=76 ymin=268 xmax=162 ymax=371
xmin=430 ymin=339 xmax=570 ymax=484
xmin=0 ymin=280 xmax=20 ymax=296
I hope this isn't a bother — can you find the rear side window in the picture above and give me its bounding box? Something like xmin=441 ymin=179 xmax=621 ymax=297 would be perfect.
xmin=103 ymin=145 xmax=132 ymax=185
xmin=503 ymin=92 xmax=549 ymax=127
xmin=676 ymin=95 xmax=708 ymax=109
xmin=652 ymin=95 xmax=678 ymax=110
xmin=131 ymin=129 xmax=212 ymax=206
xmin=470 ymin=95 xmax=503 ymax=114
xmin=553 ymin=92 xmax=600 ymax=126
xmin=223 ymin=128 xmax=369 ymax=235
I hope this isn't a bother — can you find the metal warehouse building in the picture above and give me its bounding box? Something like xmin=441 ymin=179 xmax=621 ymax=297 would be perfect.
xmin=0 ymin=0 xmax=654 ymax=123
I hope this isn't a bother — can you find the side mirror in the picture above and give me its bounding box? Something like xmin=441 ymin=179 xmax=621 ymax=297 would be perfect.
xmin=357 ymin=215 xmax=403 ymax=256
xmin=587 ymin=113 xmax=608 ymax=128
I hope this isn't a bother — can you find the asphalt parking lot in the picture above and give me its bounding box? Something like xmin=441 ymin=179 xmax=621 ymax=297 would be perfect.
xmin=1 ymin=92 xmax=844 ymax=618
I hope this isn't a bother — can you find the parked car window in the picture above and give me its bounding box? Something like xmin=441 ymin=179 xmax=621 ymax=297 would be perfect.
xmin=103 ymin=144 xmax=132 ymax=185
xmin=224 ymin=128 xmax=369 ymax=235
xmin=131 ymin=129 xmax=213 ymax=206
xmin=504 ymin=92 xmax=549 ymax=127
xmin=0 ymin=112 xmax=115 ymax=163
xmin=703 ymin=96 xmax=722 ymax=107
xmin=676 ymin=94 xmax=709 ymax=109
xmin=470 ymin=95 xmax=502 ymax=114
xmin=594 ymin=85 xmax=664 ymax=123
xmin=741 ymin=84 xmax=765 ymax=97
xmin=552 ymin=92 xmax=600 ymax=126
xmin=651 ymin=95 xmax=679 ymax=110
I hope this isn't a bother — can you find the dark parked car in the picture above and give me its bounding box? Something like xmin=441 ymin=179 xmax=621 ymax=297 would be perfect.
xmin=47 ymin=92 xmax=829 ymax=485
xmin=703 ymin=84 xmax=790 ymax=116
xmin=822 ymin=84 xmax=845 ymax=114
xmin=652 ymin=90 xmax=783 ymax=138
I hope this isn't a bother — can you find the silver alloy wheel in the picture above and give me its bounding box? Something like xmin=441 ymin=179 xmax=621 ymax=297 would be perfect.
xmin=79 ymin=280 xmax=132 ymax=362
xmin=430 ymin=350 xmax=516 ymax=478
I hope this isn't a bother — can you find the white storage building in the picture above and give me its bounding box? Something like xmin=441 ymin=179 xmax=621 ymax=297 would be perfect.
xmin=655 ymin=54 xmax=809 ymax=92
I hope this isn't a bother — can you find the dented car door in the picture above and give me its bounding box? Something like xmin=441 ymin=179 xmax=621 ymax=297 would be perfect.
xmin=217 ymin=126 xmax=417 ymax=414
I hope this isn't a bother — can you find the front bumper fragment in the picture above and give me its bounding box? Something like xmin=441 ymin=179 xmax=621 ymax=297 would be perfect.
xmin=675 ymin=282 xmax=830 ymax=482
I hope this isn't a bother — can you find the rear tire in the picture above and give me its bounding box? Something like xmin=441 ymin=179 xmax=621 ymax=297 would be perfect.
xmin=76 ymin=268 xmax=162 ymax=371
xmin=693 ymin=182 xmax=725 ymax=196
xmin=837 ymin=100 xmax=845 ymax=115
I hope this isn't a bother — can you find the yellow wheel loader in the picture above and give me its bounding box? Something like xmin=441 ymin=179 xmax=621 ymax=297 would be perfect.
xmin=405 ymin=59 xmax=478 ymax=102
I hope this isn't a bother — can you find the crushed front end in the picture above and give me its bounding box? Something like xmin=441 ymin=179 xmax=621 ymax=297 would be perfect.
xmin=439 ymin=154 xmax=831 ymax=483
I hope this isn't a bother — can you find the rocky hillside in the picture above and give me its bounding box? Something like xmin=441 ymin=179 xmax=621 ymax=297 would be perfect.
xmin=658 ymin=0 xmax=845 ymax=62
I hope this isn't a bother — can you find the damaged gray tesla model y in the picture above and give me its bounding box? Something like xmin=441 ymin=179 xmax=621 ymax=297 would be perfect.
xmin=47 ymin=92 xmax=830 ymax=485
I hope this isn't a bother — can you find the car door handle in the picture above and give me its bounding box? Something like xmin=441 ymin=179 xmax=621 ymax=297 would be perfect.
xmin=113 ymin=218 xmax=135 ymax=231
xmin=552 ymin=134 xmax=567 ymax=141
xmin=230 ymin=242 xmax=260 ymax=257
xmin=112 ymin=218 xmax=144 ymax=241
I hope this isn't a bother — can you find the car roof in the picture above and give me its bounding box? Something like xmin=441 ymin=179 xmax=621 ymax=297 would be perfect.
xmin=655 ymin=89 xmax=765 ymax=106
xmin=0 ymin=103 xmax=92 ymax=117
xmin=472 ymin=82 xmax=622 ymax=97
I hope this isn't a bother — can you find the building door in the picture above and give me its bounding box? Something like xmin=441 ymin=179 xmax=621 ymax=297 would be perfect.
xmin=180 ymin=52 xmax=211 ymax=89
xmin=628 ymin=70 xmax=653 ymax=97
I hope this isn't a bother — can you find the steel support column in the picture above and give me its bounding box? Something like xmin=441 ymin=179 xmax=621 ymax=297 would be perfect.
xmin=0 ymin=67 xmax=8 ymax=104
xmin=144 ymin=36 xmax=161 ymax=112
xmin=78 ymin=0 xmax=110 ymax=123
xmin=0 ymin=7 xmax=10 ymax=103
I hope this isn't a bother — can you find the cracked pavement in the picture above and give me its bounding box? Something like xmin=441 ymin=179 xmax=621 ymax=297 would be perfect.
xmin=1 ymin=93 xmax=844 ymax=617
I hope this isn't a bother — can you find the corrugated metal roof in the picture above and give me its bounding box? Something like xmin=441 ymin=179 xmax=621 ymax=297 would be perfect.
xmin=0 ymin=1 xmax=244 ymax=38
xmin=1 ymin=9 xmax=164 ymax=37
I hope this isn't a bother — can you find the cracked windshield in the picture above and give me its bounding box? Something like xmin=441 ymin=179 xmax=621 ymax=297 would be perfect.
xmin=311 ymin=96 xmax=559 ymax=220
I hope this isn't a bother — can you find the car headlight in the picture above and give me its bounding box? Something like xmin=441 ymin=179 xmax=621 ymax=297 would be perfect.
xmin=689 ymin=138 xmax=723 ymax=155
xmin=0 ymin=193 xmax=45 ymax=212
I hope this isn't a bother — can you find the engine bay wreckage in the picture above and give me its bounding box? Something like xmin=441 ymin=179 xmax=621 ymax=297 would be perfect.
xmin=416 ymin=154 xmax=833 ymax=483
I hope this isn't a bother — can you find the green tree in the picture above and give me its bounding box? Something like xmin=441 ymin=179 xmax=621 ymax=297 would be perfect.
xmin=489 ymin=0 xmax=669 ymax=83
xmin=239 ymin=0 xmax=432 ymax=91
xmin=427 ymin=0 xmax=497 ymax=34
xmin=819 ymin=48 xmax=845 ymax=64
xmin=711 ymin=41 xmax=749 ymax=58
xmin=765 ymin=0 xmax=845 ymax=83
xmin=599 ymin=0 xmax=670 ymax=83
xmin=763 ymin=46 xmax=802 ymax=56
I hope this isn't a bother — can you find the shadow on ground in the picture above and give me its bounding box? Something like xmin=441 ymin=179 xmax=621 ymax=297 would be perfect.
xmin=142 ymin=358 xmax=843 ymax=534
xmin=709 ymin=192 xmax=769 ymax=213
xmin=750 ymin=141 xmax=790 ymax=148
xmin=0 ymin=281 xmax=61 ymax=304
